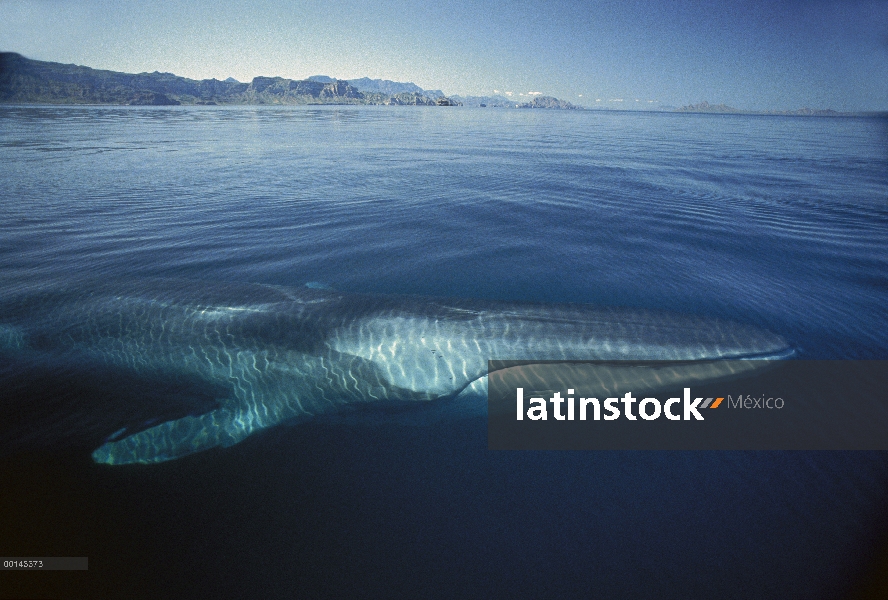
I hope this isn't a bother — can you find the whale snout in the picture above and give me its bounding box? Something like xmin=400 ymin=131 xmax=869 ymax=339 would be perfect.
xmin=706 ymin=319 xmax=794 ymax=360
xmin=499 ymin=305 xmax=795 ymax=363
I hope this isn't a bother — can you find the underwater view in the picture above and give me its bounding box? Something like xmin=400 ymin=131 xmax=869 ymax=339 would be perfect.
xmin=1 ymin=105 xmax=887 ymax=598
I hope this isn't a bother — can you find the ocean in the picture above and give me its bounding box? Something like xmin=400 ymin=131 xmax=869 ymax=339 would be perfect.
xmin=1 ymin=105 xmax=887 ymax=598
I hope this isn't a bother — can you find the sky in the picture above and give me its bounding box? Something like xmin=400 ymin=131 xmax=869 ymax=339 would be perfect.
xmin=1 ymin=0 xmax=886 ymax=111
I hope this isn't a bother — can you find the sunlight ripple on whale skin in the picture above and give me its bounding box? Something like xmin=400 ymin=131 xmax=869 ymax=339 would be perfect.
xmin=0 ymin=279 xmax=792 ymax=464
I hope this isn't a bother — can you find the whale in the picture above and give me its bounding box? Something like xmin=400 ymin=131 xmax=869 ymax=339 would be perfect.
xmin=0 ymin=278 xmax=792 ymax=464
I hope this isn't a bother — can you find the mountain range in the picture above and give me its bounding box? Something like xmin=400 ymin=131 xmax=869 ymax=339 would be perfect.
xmin=0 ymin=53 xmax=578 ymax=109
xmin=0 ymin=53 xmax=461 ymax=107
xmin=0 ymin=53 xmax=866 ymax=115
xmin=0 ymin=53 xmax=595 ymax=109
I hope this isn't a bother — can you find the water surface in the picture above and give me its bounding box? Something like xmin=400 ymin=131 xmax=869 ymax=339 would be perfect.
xmin=1 ymin=106 xmax=887 ymax=599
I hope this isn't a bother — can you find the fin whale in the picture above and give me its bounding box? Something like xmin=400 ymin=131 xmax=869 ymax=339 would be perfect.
xmin=0 ymin=279 xmax=791 ymax=464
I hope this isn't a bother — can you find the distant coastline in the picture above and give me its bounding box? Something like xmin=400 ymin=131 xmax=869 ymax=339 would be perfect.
xmin=0 ymin=53 xmax=880 ymax=116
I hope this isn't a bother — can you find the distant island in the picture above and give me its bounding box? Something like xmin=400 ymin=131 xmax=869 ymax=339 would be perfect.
xmin=675 ymin=100 xmax=848 ymax=117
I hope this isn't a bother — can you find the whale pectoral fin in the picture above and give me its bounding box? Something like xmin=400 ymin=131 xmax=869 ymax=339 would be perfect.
xmin=454 ymin=374 xmax=489 ymax=399
xmin=91 ymin=408 xmax=253 ymax=465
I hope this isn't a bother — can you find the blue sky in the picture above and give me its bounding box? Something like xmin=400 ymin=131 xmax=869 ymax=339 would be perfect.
xmin=1 ymin=0 xmax=886 ymax=110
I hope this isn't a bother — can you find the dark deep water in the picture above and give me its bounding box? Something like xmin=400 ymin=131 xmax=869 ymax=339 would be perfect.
xmin=1 ymin=105 xmax=887 ymax=598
